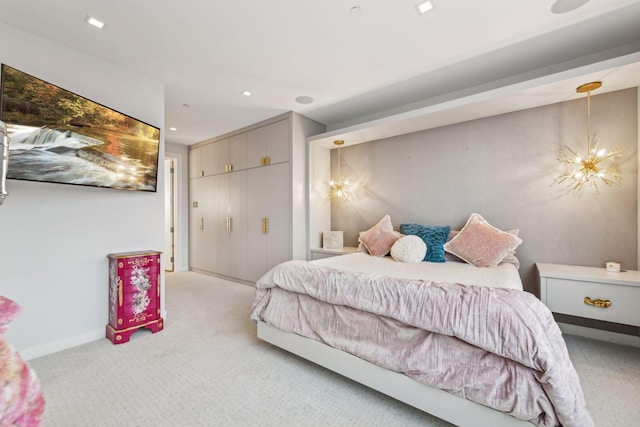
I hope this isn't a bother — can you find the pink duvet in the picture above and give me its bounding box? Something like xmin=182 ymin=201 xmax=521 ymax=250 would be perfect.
xmin=251 ymin=260 xmax=593 ymax=427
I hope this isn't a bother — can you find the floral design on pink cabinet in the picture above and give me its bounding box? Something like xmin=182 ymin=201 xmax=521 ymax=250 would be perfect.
xmin=106 ymin=250 xmax=163 ymax=344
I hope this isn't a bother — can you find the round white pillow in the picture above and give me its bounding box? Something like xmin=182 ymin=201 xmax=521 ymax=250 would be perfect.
xmin=390 ymin=235 xmax=426 ymax=263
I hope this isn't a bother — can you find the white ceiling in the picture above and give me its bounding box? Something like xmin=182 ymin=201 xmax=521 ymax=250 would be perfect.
xmin=1 ymin=0 xmax=640 ymax=146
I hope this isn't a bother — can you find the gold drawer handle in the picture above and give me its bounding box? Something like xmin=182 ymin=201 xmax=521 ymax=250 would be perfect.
xmin=584 ymin=296 xmax=611 ymax=308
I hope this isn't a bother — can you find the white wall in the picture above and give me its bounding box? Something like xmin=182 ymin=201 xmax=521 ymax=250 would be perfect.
xmin=0 ymin=23 xmax=165 ymax=359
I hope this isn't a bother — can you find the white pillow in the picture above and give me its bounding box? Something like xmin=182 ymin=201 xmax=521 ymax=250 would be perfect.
xmin=390 ymin=235 xmax=426 ymax=263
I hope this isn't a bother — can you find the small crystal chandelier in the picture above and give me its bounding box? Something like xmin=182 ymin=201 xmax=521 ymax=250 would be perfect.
xmin=328 ymin=140 xmax=354 ymax=201
xmin=557 ymin=81 xmax=622 ymax=194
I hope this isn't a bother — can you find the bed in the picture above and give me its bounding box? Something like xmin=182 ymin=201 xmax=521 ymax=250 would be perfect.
xmin=250 ymin=215 xmax=593 ymax=427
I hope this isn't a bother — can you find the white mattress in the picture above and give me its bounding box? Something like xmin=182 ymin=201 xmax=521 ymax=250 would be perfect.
xmin=312 ymin=252 xmax=523 ymax=290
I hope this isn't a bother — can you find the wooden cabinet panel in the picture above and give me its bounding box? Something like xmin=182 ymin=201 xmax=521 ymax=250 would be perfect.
xmin=189 ymin=176 xmax=215 ymax=272
xmin=201 ymin=142 xmax=215 ymax=176
xmin=228 ymin=171 xmax=247 ymax=280
xmin=189 ymin=142 xmax=215 ymax=178
xmin=213 ymin=173 xmax=230 ymax=275
xmin=215 ymin=134 xmax=247 ymax=174
xmin=265 ymin=162 xmax=291 ymax=271
xmin=246 ymin=163 xmax=290 ymax=282
xmin=266 ymin=119 xmax=289 ymax=165
xmin=247 ymin=119 xmax=289 ymax=168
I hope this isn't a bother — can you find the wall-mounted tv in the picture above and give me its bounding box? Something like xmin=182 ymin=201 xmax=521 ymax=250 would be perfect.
xmin=0 ymin=64 xmax=160 ymax=192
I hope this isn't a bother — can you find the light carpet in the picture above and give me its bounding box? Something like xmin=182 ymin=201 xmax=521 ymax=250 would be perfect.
xmin=28 ymin=271 xmax=640 ymax=426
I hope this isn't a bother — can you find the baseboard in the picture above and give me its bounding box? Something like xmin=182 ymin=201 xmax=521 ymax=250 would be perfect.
xmin=558 ymin=322 xmax=640 ymax=348
xmin=20 ymin=328 xmax=105 ymax=361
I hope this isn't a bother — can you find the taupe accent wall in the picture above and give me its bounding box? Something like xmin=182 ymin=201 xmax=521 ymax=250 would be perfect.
xmin=331 ymin=88 xmax=638 ymax=294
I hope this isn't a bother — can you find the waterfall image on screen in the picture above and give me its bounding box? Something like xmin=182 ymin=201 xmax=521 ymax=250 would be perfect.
xmin=0 ymin=64 xmax=160 ymax=192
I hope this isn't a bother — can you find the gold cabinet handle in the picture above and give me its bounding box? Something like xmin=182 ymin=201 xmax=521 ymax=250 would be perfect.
xmin=584 ymin=296 xmax=611 ymax=308
xmin=200 ymin=170 xmax=204 ymax=177
xmin=229 ymin=216 xmax=233 ymax=232
xmin=262 ymin=156 xmax=270 ymax=166
xmin=262 ymin=217 xmax=269 ymax=234
xmin=225 ymin=164 xmax=233 ymax=172
xmin=199 ymin=218 xmax=204 ymax=230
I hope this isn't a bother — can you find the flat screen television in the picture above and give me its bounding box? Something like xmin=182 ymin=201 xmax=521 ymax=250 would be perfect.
xmin=0 ymin=64 xmax=160 ymax=192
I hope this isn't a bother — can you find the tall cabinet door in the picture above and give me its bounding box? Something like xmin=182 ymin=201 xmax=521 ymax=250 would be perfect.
xmin=265 ymin=162 xmax=291 ymax=271
xmin=265 ymin=119 xmax=289 ymax=166
xmin=246 ymin=167 xmax=267 ymax=282
xmin=189 ymin=176 xmax=215 ymax=272
xmin=246 ymin=119 xmax=289 ymax=168
xmin=227 ymin=171 xmax=247 ymax=280
xmin=246 ymin=162 xmax=291 ymax=282
xmin=213 ymin=174 xmax=230 ymax=276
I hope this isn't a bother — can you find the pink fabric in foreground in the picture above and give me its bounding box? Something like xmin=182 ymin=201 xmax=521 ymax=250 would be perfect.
xmin=1 ymin=296 xmax=45 ymax=427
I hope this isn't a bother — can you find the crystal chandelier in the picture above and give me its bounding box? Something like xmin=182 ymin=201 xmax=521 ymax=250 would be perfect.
xmin=328 ymin=140 xmax=354 ymax=201
xmin=557 ymin=81 xmax=622 ymax=194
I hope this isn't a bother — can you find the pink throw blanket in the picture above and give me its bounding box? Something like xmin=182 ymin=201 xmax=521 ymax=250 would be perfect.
xmin=252 ymin=260 xmax=593 ymax=427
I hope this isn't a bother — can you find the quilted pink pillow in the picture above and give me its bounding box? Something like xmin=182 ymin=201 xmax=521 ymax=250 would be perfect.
xmin=358 ymin=215 xmax=402 ymax=257
xmin=443 ymin=213 xmax=522 ymax=267
xmin=445 ymin=228 xmax=521 ymax=268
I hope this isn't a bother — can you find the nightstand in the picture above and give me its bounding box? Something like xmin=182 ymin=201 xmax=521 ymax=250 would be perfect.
xmin=537 ymin=263 xmax=640 ymax=345
xmin=310 ymin=246 xmax=358 ymax=260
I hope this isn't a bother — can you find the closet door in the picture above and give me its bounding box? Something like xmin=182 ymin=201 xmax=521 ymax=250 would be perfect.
xmin=227 ymin=171 xmax=247 ymax=280
xmin=189 ymin=142 xmax=215 ymax=178
xmin=246 ymin=167 xmax=267 ymax=282
xmin=265 ymin=119 xmax=289 ymax=166
xmin=189 ymin=176 xmax=215 ymax=272
xmin=189 ymin=146 xmax=202 ymax=179
xmin=246 ymin=119 xmax=289 ymax=169
xmin=264 ymin=162 xmax=291 ymax=271
xmin=246 ymin=126 xmax=266 ymax=169
xmin=214 ymin=138 xmax=230 ymax=175
xmin=246 ymin=162 xmax=291 ymax=282
xmin=200 ymin=142 xmax=215 ymax=176
xmin=213 ymin=173 xmax=230 ymax=276
xmin=215 ymin=134 xmax=247 ymax=174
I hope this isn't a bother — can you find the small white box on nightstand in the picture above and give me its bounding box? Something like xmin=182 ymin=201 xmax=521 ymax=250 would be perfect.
xmin=322 ymin=231 xmax=343 ymax=249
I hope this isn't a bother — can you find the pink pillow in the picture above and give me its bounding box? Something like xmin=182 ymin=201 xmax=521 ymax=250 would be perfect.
xmin=358 ymin=215 xmax=402 ymax=257
xmin=445 ymin=228 xmax=521 ymax=268
xmin=443 ymin=213 xmax=522 ymax=267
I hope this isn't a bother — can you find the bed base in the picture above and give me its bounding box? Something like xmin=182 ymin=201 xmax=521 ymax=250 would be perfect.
xmin=257 ymin=321 xmax=531 ymax=427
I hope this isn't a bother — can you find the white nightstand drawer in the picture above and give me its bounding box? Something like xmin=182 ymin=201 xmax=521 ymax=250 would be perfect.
xmin=546 ymin=277 xmax=640 ymax=326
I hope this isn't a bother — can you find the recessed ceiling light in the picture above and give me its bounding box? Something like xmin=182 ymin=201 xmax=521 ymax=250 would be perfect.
xmin=169 ymin=127 xmax=177 ymax=131
xmin=550 ymin=0 xmax=590 ymax=14
xmin=85 ymin=15 xmax=105 ymax=29
xmin=241 ymin=90 xmax=253 ymax=97
xmin=350 ymin=6 xmax=363 ymax=17
xmin=415 ymin=1 xmax=433 ymax=15
xmin=295 ymin=95 xmax=314 ymax=105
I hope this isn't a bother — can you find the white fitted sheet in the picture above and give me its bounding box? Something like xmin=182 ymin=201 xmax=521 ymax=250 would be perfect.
xmin=312 ymin=252 xmax=523 ymax=290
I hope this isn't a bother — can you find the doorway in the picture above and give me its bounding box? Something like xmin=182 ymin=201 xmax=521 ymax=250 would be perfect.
xmin=164 ymin=157 xmax=176 ymax=272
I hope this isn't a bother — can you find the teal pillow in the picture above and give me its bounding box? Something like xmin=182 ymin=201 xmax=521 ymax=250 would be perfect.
xmin=399 ymin=224 xmax=451 ymax=263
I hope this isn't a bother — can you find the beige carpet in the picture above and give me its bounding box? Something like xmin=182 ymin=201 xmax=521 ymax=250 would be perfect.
xmin=29 ymin=271 xmax=640 ymax=426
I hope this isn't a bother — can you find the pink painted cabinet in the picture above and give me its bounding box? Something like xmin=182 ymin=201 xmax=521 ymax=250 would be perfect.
xmin=106 ymin=250 xmax=163 ymax=344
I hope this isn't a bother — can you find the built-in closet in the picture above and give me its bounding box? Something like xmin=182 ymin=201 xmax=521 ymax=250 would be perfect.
xmin=188 ymin=112 xmax=325 ymax=283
